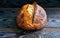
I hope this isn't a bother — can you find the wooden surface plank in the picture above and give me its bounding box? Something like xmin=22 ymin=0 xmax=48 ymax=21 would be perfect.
xmin=45 ymin=8 xmax=60 ymax=27
xmin=0 ymin=8 xmax=60 ymax=27
xmin=0 ymin=8 xmax=19 ymax=28
xmin=41 ymin=28 xmax=60 ymax=38
xmin=0 ymin=27 xmax=60 ymax=38
xmin=19 ymin=28 xmax=60 ymax=38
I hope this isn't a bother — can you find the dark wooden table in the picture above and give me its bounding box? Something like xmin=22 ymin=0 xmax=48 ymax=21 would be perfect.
xmin=0 ymin=8 xmax=60 ymax=38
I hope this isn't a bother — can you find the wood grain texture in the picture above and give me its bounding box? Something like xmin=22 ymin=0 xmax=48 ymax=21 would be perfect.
xmin=0 ymin=8 xmax=60 ymax=38
xmin=0 ymin=8 xmax=60 ymax=27
xmin=45 ymin=8 xmax=60 ymax=27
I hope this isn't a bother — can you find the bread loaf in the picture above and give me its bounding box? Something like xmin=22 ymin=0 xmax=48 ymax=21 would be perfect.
xmin=17 ymin=2 xmax=47 ymax=30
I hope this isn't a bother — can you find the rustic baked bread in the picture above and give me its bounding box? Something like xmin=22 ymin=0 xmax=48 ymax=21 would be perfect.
xmin=17 ymin=2 xmax=47 ymax=30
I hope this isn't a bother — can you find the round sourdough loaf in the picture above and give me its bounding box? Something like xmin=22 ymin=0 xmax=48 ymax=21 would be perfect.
xmin=17 ymin=2 xmax=47 ymax=30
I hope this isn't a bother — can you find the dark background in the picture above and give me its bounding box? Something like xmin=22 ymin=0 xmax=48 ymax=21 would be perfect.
xmin=0 ymin=0 xmax=60 ymax=8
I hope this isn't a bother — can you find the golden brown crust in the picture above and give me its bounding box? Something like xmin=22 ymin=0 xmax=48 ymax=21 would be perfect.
xmin=17 ymin=3 xmax=47 ymax=30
